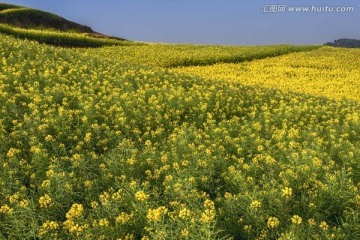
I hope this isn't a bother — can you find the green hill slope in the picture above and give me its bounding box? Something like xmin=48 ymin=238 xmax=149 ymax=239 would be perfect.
xmin=0 ymin=2 xmax=94 ymax=33
xmin=0 ymin=2 xmax=128 ymax=47
xmin=0 ymin=2 xmax=19 ymax=10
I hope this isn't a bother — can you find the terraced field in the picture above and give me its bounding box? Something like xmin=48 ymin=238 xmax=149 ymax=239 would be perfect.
xmin=0 ymin=34 xmax=359 ymax=239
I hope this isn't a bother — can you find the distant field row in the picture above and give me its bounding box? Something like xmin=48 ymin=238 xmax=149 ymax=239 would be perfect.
xmin=0 ymin=24 xmax=136 ymax=47
xmin=173 ymin=47 xmax=360 ymax=103
xmin=83 ymin=44 xmax=319 ymax=67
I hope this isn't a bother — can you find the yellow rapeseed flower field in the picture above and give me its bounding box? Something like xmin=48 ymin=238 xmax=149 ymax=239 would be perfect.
xmin=0 ymin=33 xmax=359 ymax=239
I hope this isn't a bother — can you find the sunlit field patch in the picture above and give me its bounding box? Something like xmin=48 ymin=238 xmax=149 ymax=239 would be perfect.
xmin=173 ymin=47 xmax=360 ymax=102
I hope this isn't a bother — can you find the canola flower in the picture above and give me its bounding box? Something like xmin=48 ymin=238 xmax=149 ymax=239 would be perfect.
xmin=66 ymin=203 xmax=84 ymax=219
xmin=147 ymin=206 xmax=168 ymax=222
xmin=116 ymin=212 xmax=134 ymax=225
xmin=135 ymin=190 xmax=149 ymax=201
xmin=0 ymin=204 xmax=13 ymax=215
xmin=291 ymin=215 xmax=303 ymax=225
xmin=38 ymin=194 xmax=53 ymax=208
xmin=267 ymin=217 xmax=280 ymax=229
xmin=38 ymin=221 xmax=59 ymax=237
xmin=281 ymin=187 xmax=293 ymax=199
xmin=319 ymin=221 xmax=329 ymax=231
xmin=178 ymin=207 xmax=192 ymax=219
xmin=249 ymin=200 xmax=262 ymax=210
xmin=307 ymin=218 xmax=316 ymax=226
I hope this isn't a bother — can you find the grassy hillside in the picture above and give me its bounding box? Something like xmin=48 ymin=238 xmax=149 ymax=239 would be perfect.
xmin=0 ymin=34 xmax=360 ymax=239
xmin=0 ymin=2 xmax=20 ymax=11
xmin=0 ymin=2 xmax=128 ymax=47
xmin=0 ymin=2 xmax=93 ymax=33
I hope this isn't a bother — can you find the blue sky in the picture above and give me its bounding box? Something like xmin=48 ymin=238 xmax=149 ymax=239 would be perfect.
xmin=3 ymin=0 xmax=360 ymax=45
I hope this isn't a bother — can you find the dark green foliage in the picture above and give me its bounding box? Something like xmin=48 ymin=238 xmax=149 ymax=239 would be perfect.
xmin=0 ymin=2 xmax=21 ymax=11
xmin=0 ymin=7 xmax=94 ymax=33
xmin=324 ymin=38 xmax=360 ymax=48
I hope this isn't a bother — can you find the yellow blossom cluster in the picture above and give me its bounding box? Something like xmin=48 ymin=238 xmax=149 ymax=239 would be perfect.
xmin=291 ymin=215 xmax=303 ymax=225
xmin=135 ymin=190 xmax=149 ymax=201
xmin=38 ymin=221 xmax=59 ymax=237
xmin=66 ymin=203 xmax=84 ymax=219
xmin=38 ymin=194 xmax=53 ymax=208
xmin=267 ymin=217 xmax=280 ymax=228
xmin=147 ymin=206 xmax=168 ymax=222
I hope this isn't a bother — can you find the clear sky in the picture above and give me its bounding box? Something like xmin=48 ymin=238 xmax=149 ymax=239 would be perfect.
xmin=2 ymin=0 xmax=360 ymax=45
